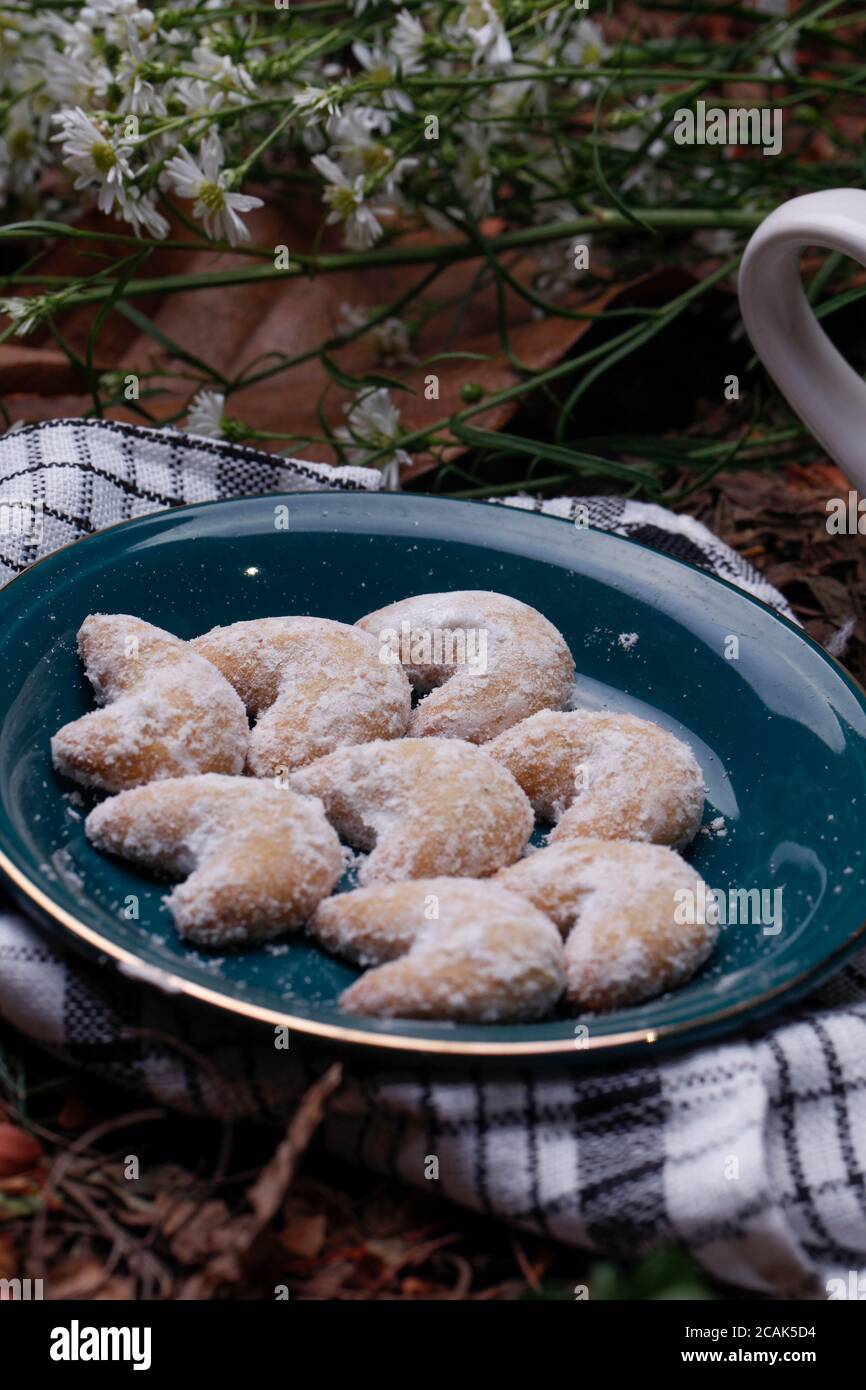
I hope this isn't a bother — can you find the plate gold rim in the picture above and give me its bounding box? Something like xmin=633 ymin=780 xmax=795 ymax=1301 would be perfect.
xmin=4 ymin=850 xmax=866 ymax=1057
xmin=2 ymin=493 xmax=866 ymax=1058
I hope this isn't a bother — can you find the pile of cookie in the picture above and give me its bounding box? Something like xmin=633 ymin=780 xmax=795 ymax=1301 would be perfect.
xmin=51 ymin=592 xmax=716 ymax=1023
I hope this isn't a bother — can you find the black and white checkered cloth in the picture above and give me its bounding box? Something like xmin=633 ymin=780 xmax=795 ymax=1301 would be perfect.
xmin=1 ymin=419 xmax=863 ymax=1299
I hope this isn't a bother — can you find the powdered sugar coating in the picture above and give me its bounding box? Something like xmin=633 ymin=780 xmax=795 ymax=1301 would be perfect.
xmin=85 ymin=773 xmax=343 ymax=947
xmin=291 ymin=737 xmax=533 ymax=884
xmin=333 ymin=879 xmax=565 ymax=1022
xmin=192 ymin=616 xmax=411 ymax=777
xmin=355 ymin=590 xmax=574 ymax=742
xmin=51 ymin=614 xmax=248 ymax=792
xmin=312 ymin=875 xmax=470 ymax=966
xmin=487 ymin=709 xmax=705 ymax=850
xmin=496 ymin=839 xmax=716 ymax=1010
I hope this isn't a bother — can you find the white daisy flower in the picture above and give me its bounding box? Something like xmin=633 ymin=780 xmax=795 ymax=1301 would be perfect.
xmin=336 ymin=302 xmax=416 ymax=366
xmin=312 ymin=153 xmax=391 ymax=250
xmin=172 ymin=76 xmax=231 ymax=122
xmin=563 ymin=18 xmax=610 ymax=98
xmin=336 ymin=387 xmax=411 ymax=489
xmin=115 ymin=72 xmax=165 ymax=118
xmin=607 ymin=96 xmax=670 ymax=196
xmin=0 ymin=295 xmax=51 ymax=336
xmin=164 ymin=134 xmax=263 ymax=245
xmin=388 ymin=11 xmax=427 ymax=74
xmin=451 ymin=0 xmax=512 ymax=69
xmin=78 ymin=0 xmax=158 ymax=57
xmin=190 ymin=45 xmax=256 ymax=103
xmin=693 ymin=228 xmax=739 ymax=259
xmin=45 ymin=50 xmax=112 ymax=109
xmin=113 ymin=17 xmax=166 ymax=117
xmin=2 ymin=108 xmax=44 ymax=195
xmin=52 ymin=107 xmax=137 ymax=215
xmin=329 ymin=104 xmax=392 ymax=159
xmin=532 ymin=210 xmax=592 ymax=297
xmin=380 ymin=154 xmax=418 ymax=200
xmin=371 ymin=316 xmax=416 ymax=367
xmin=293 ymin=85 xmax=343 ymax=124
xmin=352 ymin=41 xmax=414 ymax=113
xmin=336 ymin=302 xmax=370 ymax=335
xmin=118 ymin=183 xmax=170 ymax=239
xmin=0 ymin=13 xmax=23 ymax=65
xmin=326 ymin=107 xmax=415 ymax=193
xmin=495 ymin=13 xmax=567 ymax=116
xmin=754 ymin=46 xmax=798 ymax=77
xmin=186 ymin=388 xmax=226 ymax=438
xmin=80 ymin=0 xmax=139 ymax=23
xmin=453 ymin=123 xmax=495 ymax=219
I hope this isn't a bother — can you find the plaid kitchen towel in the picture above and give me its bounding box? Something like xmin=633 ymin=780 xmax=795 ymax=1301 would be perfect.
xmin=0 ymin=417 xmax=862 ymax=1300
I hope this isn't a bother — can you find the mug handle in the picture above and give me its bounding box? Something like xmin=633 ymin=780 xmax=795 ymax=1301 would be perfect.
xmin=738 ymin=188 xmax=866 ymax=494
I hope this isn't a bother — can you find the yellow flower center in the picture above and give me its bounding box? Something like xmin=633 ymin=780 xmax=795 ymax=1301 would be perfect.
xmin=199 ymin=181 xmax=226 ymax=212
xmin=91 ymin=141 xmax=117 ymax=175
xmin=0 ymin=18 xmax=22 ymax=53
xmin=326 ymin=185 xmax=360 ymax=218
xmin=9 ymin=128 xmax=32 ymax=160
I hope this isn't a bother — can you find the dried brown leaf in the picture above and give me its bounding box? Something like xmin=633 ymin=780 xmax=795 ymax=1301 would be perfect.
xmin=246 ymin=1063 xmax=342 ymax=1228
xmin=281 ymin=1213 xmax=327 ymax=1259
xmin=47 ymin=1256 xmax=109 ymax=1300
xmin=1 ymin=200 xmax=648 ymax=482
xmin=169 ymin=1199 xmax=232 ymax=1267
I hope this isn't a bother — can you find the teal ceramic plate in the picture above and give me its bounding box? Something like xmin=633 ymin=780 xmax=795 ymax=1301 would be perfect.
xmin=1 ymin=493 xmax=865 ymax=1063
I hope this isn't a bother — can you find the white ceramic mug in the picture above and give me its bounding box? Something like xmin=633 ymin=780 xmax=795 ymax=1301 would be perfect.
xmin=739 ymin=188 xmax=866 ymax=493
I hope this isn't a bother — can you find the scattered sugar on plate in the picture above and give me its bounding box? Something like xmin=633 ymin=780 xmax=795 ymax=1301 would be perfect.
xmin=700 ymin=815 xmax=728 ymax=839
xmin=50 ymin=847 xmax=85 ymax=892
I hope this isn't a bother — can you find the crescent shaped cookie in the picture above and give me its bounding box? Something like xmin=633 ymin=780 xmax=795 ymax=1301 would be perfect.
xmin=487 ymin=709 xmax=705 ymax=850
xmin=51 ymin=614 xmax=248 ymax=792
xmin=496 ymin=839 xmax=716 ymax=1010
xmin=355 ymin=590 xmax=574 ymax=742
xmin=290 ymin=738 xmax=533 ymax=884
xmin=85 ymin=773 xmax=343 ymax=947
xmin=191 ymin=616 xmax=411 ymax=777
xmin=320 ymin=879 xmax=565 ymax=1022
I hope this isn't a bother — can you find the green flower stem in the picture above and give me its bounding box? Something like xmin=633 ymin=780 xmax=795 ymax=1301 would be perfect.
xmin=397 ymin=66 xmax=865 ymax=95
xmin=112 ymin=58 xmax=865 ymax=151
xmin=821 ymin=7 xmax=866 ymax=27
xmin=232 ymin=106 xmax=296 ymax=182
xmin=442 ymin=475 xmax=579 ymax=499
xmin=354 ymin=259 xmax=737 ymax=474
xmin=1 ymin=210 xmax=766 ymax=308
xmin=230 ymin=261 xmax=446 ymax=395
xmin=0 ymin=220 xmax=278 ymax=259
